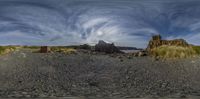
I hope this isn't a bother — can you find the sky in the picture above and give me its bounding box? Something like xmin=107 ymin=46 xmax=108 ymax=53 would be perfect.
xmin=0 ymin=0 xmax=200 ymax=48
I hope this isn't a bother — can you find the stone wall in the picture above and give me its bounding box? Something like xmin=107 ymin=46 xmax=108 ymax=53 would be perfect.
xmin=147 ymin=35 xmax=189 ymax=51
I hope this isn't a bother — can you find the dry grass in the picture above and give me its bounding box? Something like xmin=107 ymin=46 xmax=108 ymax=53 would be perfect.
xmin=0 ymin=46 xmax=18 ymax=55
xmin=151 ymin=45 xmax=197 ymax=59
xmin=192 ymin=46 xmax=200 ymax=55
xmin=51 ymin=47 xmax=77 ymax=54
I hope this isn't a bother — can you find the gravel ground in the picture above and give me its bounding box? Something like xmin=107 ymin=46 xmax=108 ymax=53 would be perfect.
xmin=0 ymin=49 xmax=200 ymax=98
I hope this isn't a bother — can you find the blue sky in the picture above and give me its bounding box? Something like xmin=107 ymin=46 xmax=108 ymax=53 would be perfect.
xmin=0 ymin=0 xmax=199 ymax=48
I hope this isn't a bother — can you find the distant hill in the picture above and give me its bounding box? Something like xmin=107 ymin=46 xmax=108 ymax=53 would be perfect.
xmin=117 ymin=46 xmax=143 ymax=50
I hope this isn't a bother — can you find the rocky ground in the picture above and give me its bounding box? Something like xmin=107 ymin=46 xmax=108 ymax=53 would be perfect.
xmin=0 ymin=49 xmax=200 ymax=98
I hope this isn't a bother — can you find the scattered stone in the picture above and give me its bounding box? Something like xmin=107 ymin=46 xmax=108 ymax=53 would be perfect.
xmin=127 ymin=56 xmax=132 ymax=59
xmin=1 ymin=48 xmax=200 ymax=98
xmin=39 ymin=94 xmax=47 ymax=98
xmin=25 ymin=94 xmax=31 ymax=98
xmin=21 ymin=92 xmax=28 ymax=95
xmin=132 ymin=50 xmax=148 ymax=57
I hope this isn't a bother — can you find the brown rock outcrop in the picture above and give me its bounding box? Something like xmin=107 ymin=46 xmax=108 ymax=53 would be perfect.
xmin=95 ymin=40 xmax=122 ymax=54
xmin=147 ymin=35 xmax=190 ymax=51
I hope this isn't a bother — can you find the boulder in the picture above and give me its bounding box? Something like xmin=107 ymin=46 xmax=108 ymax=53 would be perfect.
xmin=133 ymin=50 xmax=148 ymax=57
xmin=95 ymin=40 xmax=122 ymax=54
xmin=138 ymin=51 xmax=148 ymax=57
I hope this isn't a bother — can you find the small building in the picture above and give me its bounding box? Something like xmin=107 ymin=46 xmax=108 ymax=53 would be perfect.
xmin=40 ymin=46 xmax=50 ymax=53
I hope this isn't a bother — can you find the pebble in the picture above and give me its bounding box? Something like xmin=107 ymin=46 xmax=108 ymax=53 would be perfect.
xmin=0 ymin=50 xmax=200 ymax=98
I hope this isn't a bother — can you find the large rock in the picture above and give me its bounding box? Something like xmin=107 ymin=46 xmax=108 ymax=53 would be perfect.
xmin=95 ymin=40 xmax=122 ymax=54
xmin=147 ymin=35 xmax=190 ymax=52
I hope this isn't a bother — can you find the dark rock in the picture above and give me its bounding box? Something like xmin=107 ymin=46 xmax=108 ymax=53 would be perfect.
xmin=88 ymin=81 xmax=99 ymax=87
xmin=95 ymin=40 xmax=122 ymax=54
xmin=138 ymin=51 xmax=147 ymax=57
xmin=40 ymin=46 xmax=50 ymax=53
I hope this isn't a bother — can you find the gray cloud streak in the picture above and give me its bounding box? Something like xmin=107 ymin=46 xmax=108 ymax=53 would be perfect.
xmin=0 ymin=0 xmax=199 ymax=47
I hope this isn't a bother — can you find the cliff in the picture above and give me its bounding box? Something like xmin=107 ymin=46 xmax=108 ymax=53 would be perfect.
xmin=147 ymin=35 xmax=190 ymax=51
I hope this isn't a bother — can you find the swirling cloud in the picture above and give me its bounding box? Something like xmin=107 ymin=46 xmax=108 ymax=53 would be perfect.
xmin=0 ymin=0 xmax=199 ymax=47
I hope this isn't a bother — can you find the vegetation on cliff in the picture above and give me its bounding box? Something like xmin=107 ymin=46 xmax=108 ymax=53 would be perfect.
xmin=151 ymin=45 xmax=197 ymax=59
xmin=192 ymin=46 xmax=200 ymax=55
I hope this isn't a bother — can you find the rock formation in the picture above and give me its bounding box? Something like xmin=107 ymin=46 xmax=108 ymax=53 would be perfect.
xmin=40 ymin=46 xmax=50 ymax=53
xmin=95 ymin=40 xmax=122 ymax=53
xmin=147 ymin=35 xmax=190 ymax=51
xmin=132 ymin=50 xmax=148 ymax=57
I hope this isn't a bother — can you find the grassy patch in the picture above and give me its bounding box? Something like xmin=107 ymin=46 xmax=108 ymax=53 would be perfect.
xmin=192 ymin=46 xmax=200 ymax=55
xmin=0 ymin=46 xmax=18 ymax=55
xmin=151 ymin=45 xmax=197 ymax=59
